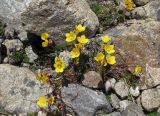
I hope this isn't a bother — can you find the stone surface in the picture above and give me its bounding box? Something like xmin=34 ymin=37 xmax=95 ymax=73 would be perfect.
xmin=145 ymin=64 xmax=160 ymax=88
xmin=133 ymin=0 xmax=150 ymax=6
xmin=158 ymin=107 xmax=160 ymax=116
xmin=119 ymin=100 xmax=132 ymax=111
xmin=59 ymin=51 xmax=71 ymax=68
xmin=21 ymin=0 xmax=99 ymax=44
xmin=121 ymin=104 xmax=145 ymax=116
xmin=129 ymin=86 xmax=140 ymax=97
xmin=131 ymin=0 xmax=160 ymax=20
xmin=103 ymin=19 xmax=160 ymax=89
xmin=2 ymin=39 xmax=23 ymax=55
xmin=114 ymin=81 xmax=129 ymax=99
xmin=106 ymin=112 xmax=121 ymax=116
xmin=141 ymin=88 xmax=160 ymax=111
xmin=0 ymin=0 xmax=99 ymax=44
xmin=105 ymin=78 xmax=116 ymax=92
xmin=25 ymin=46 xmax=38 ymax=63
xmin=82 ymin=71 xmax=103 ymax=88
xmin=111 ymin=94 xmax=120 ymax=109
xmin=61 ymin=84 xmax=112 ymax=116
xmin=0 ymin=64 xmax=47 ymax=113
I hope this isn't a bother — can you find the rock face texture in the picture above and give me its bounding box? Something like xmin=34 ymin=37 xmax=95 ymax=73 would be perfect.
xmin=82 ymin=71 xmax=103 ymax=88
xmin=61 ymin=84 xmax=112 ymax=116
xmin=0 ymin=64 xmax=47 ymax=113
xmin=104 ymin=19 xmax=160 ymax=89
xmin=121 ymin=104 xmax=145 ymax=116
xmin=131 ymin=0 xmax=160 ymax=20
xmin=114 ymin=81 xmax=129 ymax=99
xmin=0 ymin=0 xmax=99 ymax=44
xmin=141 ymin=88 xmax=160 ymax=111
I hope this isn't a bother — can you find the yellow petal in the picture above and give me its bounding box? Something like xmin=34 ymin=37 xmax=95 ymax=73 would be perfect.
xmin=54 ymin=57 xmax=65 ymax=73
xmin=103 ymin=44 xmax=115 ymax=54
xmin=101 ymin=35 xmax=111 ymax=43
xmin=75 ymin=24 xmax=86 ymax=33
xmin=124 ymin=0 xmax=136 ymax=10
xmin=106 ymin=55 xmax=116 ymax=65
xmin=48 ymin=96 xmax=55 ymax=105
xmin=134 ymin=65 xmax=142 ymax=73
xmin=65 ymin=31 xmax=76 ymax=42
xmin=77 ymin=35 xmax=89 ymax=44
xmin=36 ymin=70 xmax=41 ymax=81
xmin=70 ymin=48 xmax=80 ymax=58
xmin=94 ymin=52 xmax=105 ymax=62
xmin=37 ymin=96 xmax=47 ymax=108
xmin=41 ymin=32 xmax=49 ymax=40
xmin=42 ymin=40 xmax=49 ymax=47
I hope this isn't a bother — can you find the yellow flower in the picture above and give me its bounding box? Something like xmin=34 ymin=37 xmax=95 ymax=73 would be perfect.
xmin=65 ymin=31 xmax=77 ymax=42
xmin=106 ymin=55 xmax=116 ymax=65
xmin=77 ymin=35 xmax=89 ymax=44
xmin=36 ymin=70 xmax=41 ymax=81
xmin=103 ymin=44 xmax=115 ymax=54
xmin=70 ymin=48 xmax=80 ymax=58
xmin=41 ymin=72 xmax=49 ymax=83
xmin=101 ymin=35 xmax=111 ymax=43
xmin=75 ymin=24 xmax=86 ymax=33
xmin=41 ymin=32 xmax=49 ymax=41
xmin=124 ymin=0 xmax=136 ymax=10
xmin=37 ymin=96 xmax=47 ymax=108
xmin=42 ymin=40 xmax=49 ymax=47
xmin=75 ymin=43 xmax=82 ymax=49
xmin=94 ymin=52 xmax=105 ymax=62
xmin=54 ymin=57 xmax=65 ymax=73
xmin=134 ymin=65 xmax=142 ymax=73
xmin=48 ymin=96 xmax=55 ymax=105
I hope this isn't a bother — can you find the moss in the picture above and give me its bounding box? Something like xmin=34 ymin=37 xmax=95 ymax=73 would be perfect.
xmin=27 ymin=112 xmax=37 ymax=116
xmin=91 ymin=3 xmax=125 ymax=28
xmin=10 ymin=51 xmax=29 ymax=64
xmin=147 ymin=111 xmax=157 ymax=116
xmin=0 ymin=22 xmax=5 ymax=37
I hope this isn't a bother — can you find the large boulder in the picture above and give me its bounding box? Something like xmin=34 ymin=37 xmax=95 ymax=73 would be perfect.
xmin=61 ymin=84 xmax=112 ymax=116
xmin=0 ymin=64 xmax=47 ymax=113
xmin=0 ymin=0 xmax=99 ymax=44
xmin=141 ymin=88 xmax=160 ymax=111
xmin=103 ymin=19 xmax=160 ymax=89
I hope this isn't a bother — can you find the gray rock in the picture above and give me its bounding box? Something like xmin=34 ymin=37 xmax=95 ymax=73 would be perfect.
xmin=61 ymin=84 xmax=112 ymax=116
xmin=119 ymin=100 xmax=132 ymax=111
xmin=38 ymin=111 xmax=47 ymax=116
xmin=82 ymin=71 xmax=103 ymax=88
xmin=0 ymin=64 xmax=47 ymax=113
xmin=129 ymin=86 xmax=140 ymax=97
xmin=111 ymin=94 xmax=120 ymax=109
xmin=25 ymin=46 xmax=38 ymax=63
xmin=2 ymin=39 xmax=23 ymax=55
xmin=132 ymin=0 xmax=160 ymax=20
xmin=141 ymin=88 xmax=160 ymax=111
xmin=114 ymin=81 xmax=129 ymax=99
xmin=145 ymin=64 xmax=160 ymax=88
xmin=59 ymin=50 xmax=71 ymax=68
xmin=18 ymin=31 xmax=28 ymax=42
xmin=21 ymin=0 xmax=99 ymax=44
xmin=121 ymin=104 xmax=145 ymax=116
xmin=106 ymin=112 xmax=121 ymax=116
xmin=103 ymin=19 xmax=160 ymax=89
xmin=0 ymin=0 xmax=99 ymax=44
xmin=158 ymin=107 xmax=160 ymax=116
xmin=133 ymin=0 xmax=150 ymax=6
xmin=105 ymin=78 xmax=116 ymax=92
